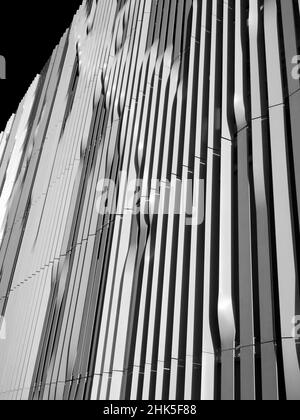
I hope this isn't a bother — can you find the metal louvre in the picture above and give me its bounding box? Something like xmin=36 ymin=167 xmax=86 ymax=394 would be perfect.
xmin=0 ymin=0 xmax=299 ymax=400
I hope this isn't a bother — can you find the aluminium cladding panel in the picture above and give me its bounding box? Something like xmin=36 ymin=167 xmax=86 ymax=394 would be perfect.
xmin=264 ymin=0 xmax=300 ymax=400
xmin=30 ymin=0 xmax=127 ymax=399
xmin=248 ymin=0 xmax=279 ymax=401
xmin=0 ymin=28 xmax=71 ymax=399
xmin=0 ymin=30 xmax=70 ymax=315
xmin=0 ymin=0 xmax=300 ymax=401
xmin=280 ymin=0 xmax=300 ymax=229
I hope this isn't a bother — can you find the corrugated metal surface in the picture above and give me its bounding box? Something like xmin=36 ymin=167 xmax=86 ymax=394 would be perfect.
xmin=0 ymin=0 xmax=300 ymax=400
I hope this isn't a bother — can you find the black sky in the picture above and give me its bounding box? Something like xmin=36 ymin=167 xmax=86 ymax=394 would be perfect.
xmin=0 ymin=0 xmax=83 ymax=130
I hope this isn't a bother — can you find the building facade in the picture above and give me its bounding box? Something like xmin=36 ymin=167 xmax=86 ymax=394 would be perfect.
xmin=0 ymin=0 xmax=300 ymax=400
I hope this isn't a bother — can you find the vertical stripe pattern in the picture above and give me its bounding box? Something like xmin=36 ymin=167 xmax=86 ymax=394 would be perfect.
xmin=0 ymin=0 xmax=300 ymax=400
